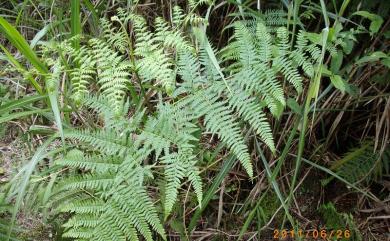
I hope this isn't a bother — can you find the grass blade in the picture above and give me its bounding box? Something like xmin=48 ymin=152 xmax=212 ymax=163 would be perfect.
xmin=83 ymin=0 xmax=99 ymax=33
xmin=0 ymin=109 xmax=49 ymax=124
xmin=7 ymin=135 xmax=56 ymax=241
xmin=255 ymin=139 xmax=295 ymax=227
xmin=193 ymin=27 xmax=232 ymax=94
xmin=0 ymin=16 xmax=48 ymax=75
xmin=49 ymin=92 xmax=65 ymax=145
xmin=299 ymin=156 xmax=379 ymax=201
xmin=0 ymin=43 xmax=43 ymax=94
xmin=188 ymin=155 xmax=236 ymax=232
xmin=0 ymin=17 xmax=65 ymax=146
xmin=71 ymin=0 xmax=81 ymax=49
xmin=0 ymin=95 xmax=46 ymax=115
xmin=283 ymin=1 xmax=330 ymax=225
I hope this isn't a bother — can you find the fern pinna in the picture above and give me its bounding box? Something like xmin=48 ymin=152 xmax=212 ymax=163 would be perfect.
xmin=48 ymin=7 xmax=325 ymax=241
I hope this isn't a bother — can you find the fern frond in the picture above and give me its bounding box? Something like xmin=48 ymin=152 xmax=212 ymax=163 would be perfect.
xmin=62 ymin=227 xmax=95 ymax=239
xmin=56 ymin=150 xmax=120 ymax=173
xmin=234 ymin=67 xmax=285 ymax=116
xmin=60 ymin=199 xmax=105 ymax=214
xmin=273 ymin=55 xmax=303 ymax=93
xmin=130 ymin=14 xmax=176 ymax=94
xmin=100 ymin=18 xmax=127 ymax=53
xmin=186 ymin=160 xmax=203 ymax=207
xmin=256 ymin=22 xmax=273 ymax=62
xmin=290 ymin=30 xmax=315 ymax=77
xmin=172 ymin=6 xmax=185 ymax=26
xmin=89 ymin=38 xmax=131 ymax=115
xmin=233 ymin=21 xmax=257 ymax=66
xmin=185 ymin=13 xmax=207 ymax=26
xmin=136 ymin=118 xmax=172 ymax=159
xmin=64 ymin=129 xmax=131 ymax=156
xmin=225 ymin=83 xmax=275 ymax=152
xmin=330 ymin=142 xmax=390 ymax=184
xmin=175 ymin=51 xmax=207 ymax=95
xmin=70 ymin=46 xmax=96 ymax=103
xmin=306 ymin=43 xmax=322 ymax=62
xmin=111 ymin=171 xmax=166 ymax=239
xmin=273 ymin=27 xmax=303 ymax=92
xmin=262 ymin=9 xmax=287 ymax=27
xmin=188 ymin=0 xmax=210 ymax=9
xmin=185 ymin=89 xmax=253 ymax=177
xmin=162 ymin=151 xmax=187 ymax=218
xmin=99 ymin=202 xmax=140 ymax=241
xmin=154 ymin=17 xmax=193 ymax=51
xmin=58 ymin=174 xmax=115 ymax=192
xmin=162 ymin=149 xmax=202 ymax=218
xmin=59 ymin=157 xmax=166 ymax=241
xmin=63 ymin=214 xmax=100 ymax=228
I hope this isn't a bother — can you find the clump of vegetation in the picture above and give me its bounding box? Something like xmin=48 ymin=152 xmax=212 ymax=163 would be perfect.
xmin=320 ymin=202 xmax=362 ymax=241
xmin=0 ymin=0 xmax=389 ymax=240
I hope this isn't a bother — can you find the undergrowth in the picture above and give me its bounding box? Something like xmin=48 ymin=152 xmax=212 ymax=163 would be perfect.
xmin=0 ymin=0 xmax=389 ymax=240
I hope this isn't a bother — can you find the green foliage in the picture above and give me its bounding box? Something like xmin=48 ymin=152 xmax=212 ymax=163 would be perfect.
xmin=320 ymin=202 xmax=362 ymax=241
xmin=0 ymin=194 xmax=20 ymax=241
xmin=221 ymin=20 xmax=326 ymax=117
xmin=3 ymin=1 xmax=387 ymax=240
xmin=330 ymin=142 xmax=390 ymax=184
xmin=54 ymin=96 xmax=166 ymax=241
xmin=47 ymin=8 xmax=310 ymax=238
xmin=131 ymin=15 xmax=177 ymax=95
xmin=353 ymin=11 xmax=384 ymax=35
xmin=58 ymin=38 xmax=132 ymax=116
xmin=7 ymin=4 xmax=340 ymax=239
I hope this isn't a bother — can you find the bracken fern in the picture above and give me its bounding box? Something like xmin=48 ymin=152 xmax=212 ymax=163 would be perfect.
xmin=45 ymin=7 xmax=329 ymax=241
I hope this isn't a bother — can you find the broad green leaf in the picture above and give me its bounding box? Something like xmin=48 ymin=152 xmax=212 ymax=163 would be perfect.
xmin=369 ymin=18 xmax=383 ymax=34
xmin=342 ymin=38 xmax=354 ymax=54
xmin=328 ymin=23 xmax=342 ymax=42
xmin=330 ymin=50 xmax=343 ymax=73
xmin=344 ymin=83 xmax=359 ymax=96
xmin=273 ymin=100 xmax=285 ymax=119
xmin=320 ymin=65 xmax=333 ymax=76
xmin=381 ymin=57 xmax=390 ymax=69
xmin=353 ymin=11 xmax=383 ymax=34
xmin=355 ymin=51 xmax=387 ymax=65
xmin=306 ymin=32 xmax=321 ymax=44
xmin=384 ymin=30 xmax=390 ymax=39
xmin=330 ymin=74 xmax=346 ymax=93
xmin=287 ymin=98 xmax=302 ymax=115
